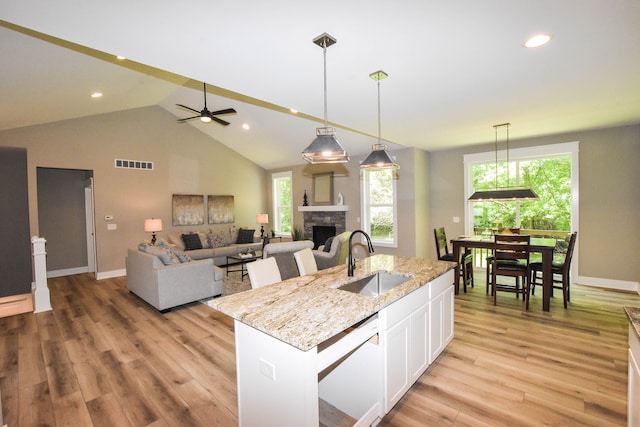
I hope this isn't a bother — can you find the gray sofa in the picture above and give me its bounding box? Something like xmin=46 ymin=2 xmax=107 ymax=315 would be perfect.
xmin=164 ymin=229 xmax=262 ymax=266
xmin=126 ymin=248 xmax=223 ymax=312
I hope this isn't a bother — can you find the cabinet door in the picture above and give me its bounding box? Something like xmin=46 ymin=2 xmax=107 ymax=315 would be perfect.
xmin=383 ymin=317 xmax=410 ymax=412
xmin=429 ymin=292 xmax=444 ymax=364
xmin=409 ymin=302 xmax=429 ymax=381
xmin=442 ymin=286 xmax=455 ymax=346
xmin=630 ymin=347 xmax=640 ymax=427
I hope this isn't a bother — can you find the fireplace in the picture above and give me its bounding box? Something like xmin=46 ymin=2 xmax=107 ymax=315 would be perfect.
xmin=312 ymin=226 xmax=336 ymax=250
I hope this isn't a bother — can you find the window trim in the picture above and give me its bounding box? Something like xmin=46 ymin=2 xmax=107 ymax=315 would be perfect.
xmin=463 ymin=141 xmax=579 ymax=236
xmin=271 ymin=170 xmax=292 ymax=236
xmin=360 ymin=168 xmax=398 ymax=248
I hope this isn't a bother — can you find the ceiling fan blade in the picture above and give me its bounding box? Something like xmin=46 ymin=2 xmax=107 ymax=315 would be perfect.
xmin=211 ymin=116 xmax=231 ymax=126
xmin=210 ymin=108 xmax=237 ymax=116
xmin=177 ymin=116 xmax=199 ymax=122
xmin=176 ymin=104 xmax=200 ymax=114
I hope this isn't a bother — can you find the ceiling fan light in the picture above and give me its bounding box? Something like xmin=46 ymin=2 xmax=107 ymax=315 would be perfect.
xmin=302 ymin=127 xmax=349 ymax=164
xmin=200 ymin=115 xmax=212 ymax=123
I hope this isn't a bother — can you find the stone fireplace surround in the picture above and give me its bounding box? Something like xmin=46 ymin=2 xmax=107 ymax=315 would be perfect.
xmin=299 ymin=206 xmax=347 ymax=248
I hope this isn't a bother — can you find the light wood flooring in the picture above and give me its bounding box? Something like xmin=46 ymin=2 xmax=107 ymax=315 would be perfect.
xmin=0 ymin=273 xmax=637 ymax=426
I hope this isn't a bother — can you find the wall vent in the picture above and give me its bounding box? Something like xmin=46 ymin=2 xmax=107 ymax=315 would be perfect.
xmin=114 ymin=159 xmax=154 ymax=170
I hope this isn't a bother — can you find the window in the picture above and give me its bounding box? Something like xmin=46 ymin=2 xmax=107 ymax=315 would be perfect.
xmin=361 ymin=169 xmax=397 ymax=247
xmin=272 ymin=171 xmax=292 ymax=235
xmin=464 ymin=142 xmax=579 ymax=264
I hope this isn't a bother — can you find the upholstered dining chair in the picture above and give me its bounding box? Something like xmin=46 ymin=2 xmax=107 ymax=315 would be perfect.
xmin=434 ymin=227 xmax=474 ymax=292
xmin=492 ymin=234 xmax=531 ymax=309
xmin=530 ymin=231 xmax=577 ymax=309
xmin=247 ymin=257 xmax=282 ymax=289
xmin=293 ymin=247 xmax=318 ymax=276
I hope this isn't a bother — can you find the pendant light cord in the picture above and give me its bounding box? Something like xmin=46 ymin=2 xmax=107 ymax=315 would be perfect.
xmin=322 ymin=41 xmax=328 ymax=127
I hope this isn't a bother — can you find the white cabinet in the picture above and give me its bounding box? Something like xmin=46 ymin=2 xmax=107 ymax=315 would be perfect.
xmin=380 ymin=270 xmax=454 ymax=413
xmin=629 ymin=328 xmax=640 ymax=427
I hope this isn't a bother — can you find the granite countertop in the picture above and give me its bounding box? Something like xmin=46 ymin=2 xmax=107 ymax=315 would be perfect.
xmin=209 ymin=254 xmax=455 ymax=351
xmin=624 ymin=306 xmax=640 ymax=339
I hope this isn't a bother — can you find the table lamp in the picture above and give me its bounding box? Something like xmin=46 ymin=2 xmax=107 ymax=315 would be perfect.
xmin=256 ymin=214 xmax=268 ymax=239
xmin=144 ymin=218 xmax=163 ymax=245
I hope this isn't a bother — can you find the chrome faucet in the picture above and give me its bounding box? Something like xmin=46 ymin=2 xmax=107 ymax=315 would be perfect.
xmin=348 ymin=230 xmax=375 ymax=276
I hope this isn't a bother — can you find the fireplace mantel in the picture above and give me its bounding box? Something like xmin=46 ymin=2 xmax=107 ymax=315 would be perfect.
xmin=298 ymin=205 xmax=348 ymax=212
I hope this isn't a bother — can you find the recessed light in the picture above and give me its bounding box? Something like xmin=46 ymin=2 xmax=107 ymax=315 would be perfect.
xmin=290 ymin=108 xmax=298 ymax=114
xmin=242 ymin=123 xmax=250 ymax=130
xmin=91 ymin=92 xmax=103 ymax=98
xmin=525 ymin=34 xmax=552 ymax=48
xmin=116 ymin=55 xmax=126 ymax=60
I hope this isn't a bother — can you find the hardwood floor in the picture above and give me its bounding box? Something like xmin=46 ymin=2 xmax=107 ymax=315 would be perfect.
xmin=0 ymin=273 xmax=636 ymax=426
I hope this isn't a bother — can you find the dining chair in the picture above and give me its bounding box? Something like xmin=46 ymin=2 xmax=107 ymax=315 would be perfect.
xmin=434 ymin=227 xmax=474 ymax=292
xmin=485 ymin=228 xmax=521 ymax=295
xmin=247 ymin=257 xmax=282 ymax=289
xmin=491 ymin=234 xmax=531 ymax=309
xmin=530 ymin=231 xmax=577 ymax=308
xmin=293 ymin=247 xmax=318 ymax=276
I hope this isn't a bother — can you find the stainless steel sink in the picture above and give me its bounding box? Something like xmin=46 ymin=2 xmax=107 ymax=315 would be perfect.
xmin=337 ymin=271 xmax=412 ymax=297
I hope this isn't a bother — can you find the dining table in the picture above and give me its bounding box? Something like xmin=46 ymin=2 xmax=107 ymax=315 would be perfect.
xmin=451 ymin=235 xmax=557 ymax=312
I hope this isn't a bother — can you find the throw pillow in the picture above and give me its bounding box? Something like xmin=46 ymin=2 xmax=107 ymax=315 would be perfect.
xmin=236 ymin=229 xmax=255 ymax=244
xmin=139 ymin=243 xmax=179 ymax=265
xmin=323 ymin=236 xmax=334 ymax=252
xmin=182 ymin=233 xmax=203 ymax=251
xmin=208 ymin=230 xmax=228 ymax=248
xmin=197 ymin=231 xmax=211 ymax=249
xmin=173 ymin=249 xmax=192 ymax=263
xmin=167 ymin=233 xmax=185 ymax=251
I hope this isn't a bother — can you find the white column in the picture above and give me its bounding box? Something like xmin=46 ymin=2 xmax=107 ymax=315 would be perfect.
xmin=31 ymin=236 xmax=51 ymax=313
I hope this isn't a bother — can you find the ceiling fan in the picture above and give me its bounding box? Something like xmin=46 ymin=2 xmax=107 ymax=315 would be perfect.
xmin=176 ymin=83 xmax=237 ymax=126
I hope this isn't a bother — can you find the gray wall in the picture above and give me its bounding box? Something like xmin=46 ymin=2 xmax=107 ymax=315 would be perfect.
xmin=0 ymin=147 xmax=32 ymax=297
xmin=429 ymin=123 xmax=640 ymax=283
xmin=0 ymin=106 xmax=268 ymax=275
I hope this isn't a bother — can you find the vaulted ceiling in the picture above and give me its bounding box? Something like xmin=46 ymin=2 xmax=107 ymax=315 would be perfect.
xmin=2 ymin=1 xmax=639 ymax=169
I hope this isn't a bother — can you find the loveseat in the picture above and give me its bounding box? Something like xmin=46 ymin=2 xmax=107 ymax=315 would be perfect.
xmin=262 ymin=240 xmax=314 ymax=280
xmin=162 ymin=228 xmax=262 ymax=266
xmin=126 ymin=247 xmax=223 ymax=312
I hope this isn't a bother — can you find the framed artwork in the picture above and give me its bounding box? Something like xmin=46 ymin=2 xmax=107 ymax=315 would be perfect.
xmin=208 ymin=195 xmax=235 ymax=224
xmin=172 ymin=194 xmax=205 ymax=226
xmin=313 ymin=172 xmax=333 ymax=205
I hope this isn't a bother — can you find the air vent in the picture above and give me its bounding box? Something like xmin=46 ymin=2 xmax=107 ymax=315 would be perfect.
xmin=114 ymin=159 xmax=154 ymax=170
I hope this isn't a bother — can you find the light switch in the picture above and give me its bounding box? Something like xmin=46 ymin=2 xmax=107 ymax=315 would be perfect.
xmin=107 ymin=223 xmax=117 ymax=231
xmin=259 ymin=358 xmax=276 ymax=380
xmin=453 ymin=216 xmax=460 ymax=223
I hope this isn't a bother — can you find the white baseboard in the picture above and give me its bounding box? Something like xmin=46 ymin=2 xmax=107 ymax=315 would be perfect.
xmin=576 ymin=275 xmax=639 ymax=293
xmin=47 ymin=266 xmax=89 ymax=278
xmin=96 ymin=269 xmax=126 ymax=280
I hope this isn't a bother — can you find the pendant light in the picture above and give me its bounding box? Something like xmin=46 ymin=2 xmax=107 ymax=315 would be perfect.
xmin=302 ymin=33 xmax=349 ymax=164
xmin=468 ymin=123 xmax=538 ymax=201
xmin=360 ymin=70 xmax=399 ymax=170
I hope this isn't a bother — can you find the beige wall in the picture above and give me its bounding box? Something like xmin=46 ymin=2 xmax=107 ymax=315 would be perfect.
xmin=429 ymin=123 xmax=640 ymax=284
xmin=0 ymin=106 xmax=268 ymax=275
xmin=268 ymin=146 xmax=427 ymax=258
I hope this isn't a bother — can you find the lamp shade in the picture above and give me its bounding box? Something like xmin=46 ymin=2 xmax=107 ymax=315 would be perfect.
xmin=360 ymin=144 xmax=399 ymax=170
xmin=256 ymin=214 xmax=269 ymax=225
xmin=302 ymin=127 xmax=349 ymax=164
xmin=144 ymin=218 xmax=163 ymax=233
xmin=468 ymin=188 xmax=539 ymax=201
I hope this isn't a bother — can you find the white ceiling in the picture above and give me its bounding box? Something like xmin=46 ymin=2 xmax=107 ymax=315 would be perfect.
xmin=2 ymin=0 xmax=640 ymax=169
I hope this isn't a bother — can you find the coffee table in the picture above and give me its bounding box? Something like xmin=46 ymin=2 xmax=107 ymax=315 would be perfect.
xmin=226 ymin=252 xmax=262 ymax=281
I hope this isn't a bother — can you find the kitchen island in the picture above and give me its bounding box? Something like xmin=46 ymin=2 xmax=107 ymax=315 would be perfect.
xmin=209 ymin=254 xmax=456 ymax=426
